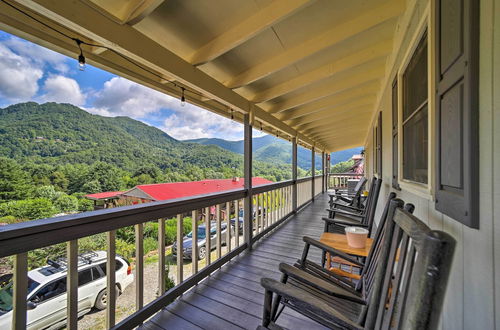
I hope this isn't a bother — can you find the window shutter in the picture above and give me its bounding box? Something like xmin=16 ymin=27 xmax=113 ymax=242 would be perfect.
xmin=435 ymin=0 xmax=479 ymax=227
xmin=391 ymin=78 xmax=400 ymax=189
xmin=377 ymin=111 xmax=382 ymax=177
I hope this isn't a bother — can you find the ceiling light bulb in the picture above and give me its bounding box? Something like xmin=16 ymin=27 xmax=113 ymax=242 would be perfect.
xmin=78 ymin=54 xmax=86 ymax=71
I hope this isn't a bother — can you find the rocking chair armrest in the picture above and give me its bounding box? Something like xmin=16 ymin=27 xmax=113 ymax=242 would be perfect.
xmin=302 ymin=236 xmax=364 ymax=266
xmin=329 ymin=203 xmax=364 ymax=212
xmin=278 ymin=263 xmax=365 ymax=304
xmin=260 ymin=278 xmax=363 ymax=330
xmin=324 ymin=209 xmax=365 ymax=219
xmin=322 ymin=217 xmax=369 ymax=228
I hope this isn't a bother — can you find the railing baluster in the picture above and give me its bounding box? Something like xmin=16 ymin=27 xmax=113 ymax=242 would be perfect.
xmin=261 ymin=193 xmax=265 ymax=229
xmin=271 ymin=190 xmax=276 ymax=224
xmin=135 ymin=223 xmax=144 ymax=310
xmin=278 ymin=188 xmax=281 ymax=220
xmin=216 ymin=204 xmax=221 ymax=259
xmin=266 ymin=192 xmax=270 ymax=227
xmin=176 ymin=214 xmax=183 ymax=284
xmin=107 ymin=230 xmax=116 ymax=328
xmin=12 ymin=252 xmax=27 ymax=330
xmin=225 ymin=202 xmax=231 ymax=252
xmin=205 ymin=207 xmax=211 ymax=265
xmin=191 ymin=210 xmax=198 ymax=274
xmin=254 ymin=194 xmax=259 ymax=235
xmin=158 ymin=218 xmax=166 ymax=295
xmin=234 ymin=200 xmax=239 ymax=247
xmin=67 ymin=240 xmax=78 ymax=330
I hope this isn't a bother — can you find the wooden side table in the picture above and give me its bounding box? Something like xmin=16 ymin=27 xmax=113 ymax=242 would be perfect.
xmin=320 ymin=232 xmax=373 ymax=280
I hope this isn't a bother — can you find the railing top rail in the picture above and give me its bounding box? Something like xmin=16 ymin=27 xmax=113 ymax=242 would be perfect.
xmin=328 ymin=172 xmax=363 ymax=176
xmin=252 ymin=179 xmax=293 ymax=194
xmin=296 ymin=176 xmax=313 ymax=183
xmin=0 ymin=188 xmax=246 ymax=258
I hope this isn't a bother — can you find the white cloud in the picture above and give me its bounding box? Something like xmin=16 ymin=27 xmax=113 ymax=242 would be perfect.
xmin=161 ymin=107 xmax=244 ymax=140
xmin=0 ymin=35 xmax=72 ymax=104
xmin=4 ymin=37 xmax=69 ymax=73
xmin=40 ymin=75 xmax=86 ymax=106
xmin=89 ymin=77 xmax=174 ymax=117
xmin=87 ymin=76 xmax=245 ymax=140
xmin=0 ymin=43 xmax=43 ymax=102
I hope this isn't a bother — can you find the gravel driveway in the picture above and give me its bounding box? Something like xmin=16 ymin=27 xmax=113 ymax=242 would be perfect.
xmin=76 ymin=237 xmax=238 ymax=329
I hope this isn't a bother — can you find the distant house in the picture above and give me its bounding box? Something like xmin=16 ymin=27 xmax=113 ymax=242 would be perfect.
xmin=85 ymin=177 xmax=272 ymax=210
xmin=348 ymin=154 xmax=364 ymax=174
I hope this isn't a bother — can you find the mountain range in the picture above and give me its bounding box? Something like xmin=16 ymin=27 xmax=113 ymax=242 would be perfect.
xmin=0 ymin=102 xmax=360 ymax=177
xmin=186 ymin=136 xmax=362 ymax=169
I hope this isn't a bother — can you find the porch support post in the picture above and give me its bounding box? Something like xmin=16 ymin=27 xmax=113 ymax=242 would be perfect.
xmin=292 ymin=138 xmax=298 ymax=212
xmin=311 ymin=147 xmax=315 ymax=201
xmin=243 ymin=113 xmax=253 ymax=249
xmin=322 ymin=151 xmax=325 ymax=193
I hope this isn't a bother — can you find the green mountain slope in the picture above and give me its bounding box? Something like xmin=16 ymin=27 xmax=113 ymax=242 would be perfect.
xmin=0 ymin=102 xmax=292 ymax=182
xmin=187 ymin=135 xmax=362 ymax=168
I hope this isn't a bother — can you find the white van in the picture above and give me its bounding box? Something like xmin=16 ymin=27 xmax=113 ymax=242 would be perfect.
xmin=0 ymin=251 xmax=133 ymax=329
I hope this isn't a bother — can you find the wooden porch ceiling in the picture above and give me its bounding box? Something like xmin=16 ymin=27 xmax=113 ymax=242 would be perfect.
xmin=0 ymin=0 xmax=406 ymax=152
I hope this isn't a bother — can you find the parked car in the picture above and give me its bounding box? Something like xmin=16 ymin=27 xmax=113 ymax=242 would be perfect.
xmin=0 ymin=251 xmax=133 ymax=330
xmin=172 ymin=222 xmax=228 ymax=260
xmin=230 ymin=207 xmax=267 ymax=232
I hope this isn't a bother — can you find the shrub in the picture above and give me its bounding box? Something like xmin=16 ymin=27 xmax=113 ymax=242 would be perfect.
xmin=0 ymin=198 xmax=57 ymax=220
xmin=54 ymin=195 xmax=79 ymax=213
xmin=143 ymin=237 xmax=157 ymax=255
xmin=116 ymin=238 xmax=134 ymax=260
xmin=0 ymin=215 xmax=17 ymax=224
xmin=77 ymin=198 xmax=94 ymax=212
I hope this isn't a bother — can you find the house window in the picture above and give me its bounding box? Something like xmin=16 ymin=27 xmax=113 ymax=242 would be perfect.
xmin=402 ymin=32 xmax=428 ymax=184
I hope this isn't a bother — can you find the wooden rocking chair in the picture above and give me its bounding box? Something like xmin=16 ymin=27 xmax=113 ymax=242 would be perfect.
xmin=259 ymin=199 xmax=456 ymax=330
xmin=328 ymin=176 xmax=367 ymax=209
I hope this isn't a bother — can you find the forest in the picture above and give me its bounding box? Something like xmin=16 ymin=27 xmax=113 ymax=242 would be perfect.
xmin=0 ymin=102 xmax=313 ymax=270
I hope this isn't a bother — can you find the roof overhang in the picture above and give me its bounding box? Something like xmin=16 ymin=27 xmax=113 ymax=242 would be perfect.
xmin=0 ymin=0 xmax=407 ymax=152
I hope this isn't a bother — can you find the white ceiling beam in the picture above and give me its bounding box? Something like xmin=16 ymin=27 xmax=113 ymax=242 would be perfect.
xmin=266 ymin=66 xmax=384 ymax=113
xmin=251 ymin=39 xmax=392 ymax=103
xmin=126 ymin=0 xmax=166 ymax=25
xmin=275 ymin=82 xmax=379 ymax=121
xmin=298 ymin=107 xmax=373 ymax=132
xmin=304 ymin=117 xmax=371 ymax=136
xmin=13 ymin=0 xmax=324 ymax=149
xmin=81 ymin=0 xmax=165 ymax=25
xmin=189 ymin=0 xmax=313 ymax=66
xmin=225 ymin=0 xmax=404 ymax=89
xmin=312 ymin=125 xmax=367 ymax=138
xmin=288 ymin=99 xmax=374 ymax=127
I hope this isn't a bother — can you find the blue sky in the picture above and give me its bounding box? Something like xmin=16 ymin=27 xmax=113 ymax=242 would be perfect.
xmin=0 ymin=30 xmax=264 ymax=141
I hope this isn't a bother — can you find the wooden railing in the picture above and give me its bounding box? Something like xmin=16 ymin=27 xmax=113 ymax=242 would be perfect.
xmin=328 ymin=173 xmax=362 ymax=190
xmin=314 ymin=175 xmax=322 ymax=196
xmin=296 ymin=177 xmax=312 ymax=208
xmin=0 ymin=178 xmax=312 ymax=329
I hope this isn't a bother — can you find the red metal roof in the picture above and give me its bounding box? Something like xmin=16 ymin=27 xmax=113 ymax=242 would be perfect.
xmin=85 ymin=191 xmax=124 ymax=200
xmin=125 ymin=177 xmax=272 ymax=201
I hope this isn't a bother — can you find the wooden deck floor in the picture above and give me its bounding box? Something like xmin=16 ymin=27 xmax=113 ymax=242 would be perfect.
xmin=141 ymin=194 xmax=329 ymax=330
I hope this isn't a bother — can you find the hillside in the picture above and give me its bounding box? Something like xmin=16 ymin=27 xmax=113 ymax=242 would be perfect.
xmin=187 ymin=135 xmax=362 ymax=168
xmin=0 ymin=102 xmax=294 ymax=186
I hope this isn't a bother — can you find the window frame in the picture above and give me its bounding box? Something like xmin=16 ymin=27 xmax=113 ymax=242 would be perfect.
xmin=395 ymin=6 xmax=435 ymax=199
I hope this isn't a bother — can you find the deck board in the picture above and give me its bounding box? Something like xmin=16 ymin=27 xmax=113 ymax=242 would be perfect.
xmin=142 ymin=195 xmax=329 ymax=330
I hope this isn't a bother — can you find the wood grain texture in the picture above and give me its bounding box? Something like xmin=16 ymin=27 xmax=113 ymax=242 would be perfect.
xmin=144 ymin=194 xmax=331 ymax=329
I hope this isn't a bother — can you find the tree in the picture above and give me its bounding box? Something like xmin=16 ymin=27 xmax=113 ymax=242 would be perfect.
xmin=0 ymin=157 xmax=32 ymax=202
xmin=0 ymin=198 xmax=57 ymax=220
xmin=54 ymin=195 xmax=79 ymax=213
xmin=330 ymin=159 xmax=355 ymax=173
xmin=84 ymin=162 xmax=123 ymax=192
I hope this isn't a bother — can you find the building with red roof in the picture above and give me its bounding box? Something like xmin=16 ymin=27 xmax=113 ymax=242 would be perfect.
xmin=85 ymin=177 xmax=273 ymax=208
xmin=121 ymin=177 xmax=271 ymax=202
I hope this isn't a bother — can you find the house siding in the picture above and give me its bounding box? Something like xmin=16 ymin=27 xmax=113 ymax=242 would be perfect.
xmin=364 ymin=0 xmax=499 ymax=329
